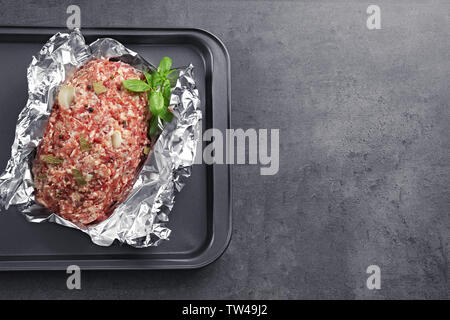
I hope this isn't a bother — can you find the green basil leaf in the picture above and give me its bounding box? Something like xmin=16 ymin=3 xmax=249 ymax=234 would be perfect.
xmin=159 ymin=107 xmax=174 ymax=123
xmin=143 ymin=71 xmax=152 ymax=85
xmin=167 ymin=69 xmax=179 ymax=87
xmin=163 ymin=79 xmax=171 ymax=106
xmin=151 ymin=72 xmax=163 ymax=88
xmin=149 ymin=115 xmax=160 ymax=137
xmin=158 ymin=57 xmax=173 ymax=74
xmin=149 ymin=91 xmax=165 ymax=115
xmin=122 ymin=79 xmax=151 ymax=92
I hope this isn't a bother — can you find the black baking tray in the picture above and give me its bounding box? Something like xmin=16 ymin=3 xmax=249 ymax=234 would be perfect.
xmin=0 ymin=27 xmax=231 ymax=270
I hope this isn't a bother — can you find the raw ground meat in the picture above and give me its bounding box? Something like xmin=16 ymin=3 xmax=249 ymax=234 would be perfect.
xmin=33 ymin=58 xmax=150 ymax=225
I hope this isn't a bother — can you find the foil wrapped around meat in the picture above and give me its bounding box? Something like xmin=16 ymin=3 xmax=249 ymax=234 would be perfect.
xmin=0 ymin=29 xmax=202 ymax=248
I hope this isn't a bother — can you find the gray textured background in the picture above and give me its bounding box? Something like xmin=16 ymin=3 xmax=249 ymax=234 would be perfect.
xmin=0 ymin=0 xmax=449 ymax=299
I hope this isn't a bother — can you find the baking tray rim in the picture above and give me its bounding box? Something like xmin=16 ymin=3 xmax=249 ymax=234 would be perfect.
xmin=0 ymin=26 xmax=232 ymax=271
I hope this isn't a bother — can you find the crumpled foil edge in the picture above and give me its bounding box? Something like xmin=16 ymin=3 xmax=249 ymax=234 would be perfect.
xmin=0 ymin=29 xmax=202 ymax=248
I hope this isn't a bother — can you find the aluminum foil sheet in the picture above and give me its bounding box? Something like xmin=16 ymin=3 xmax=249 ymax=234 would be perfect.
xmin=0 ymin=29 xmax=202 ymax=248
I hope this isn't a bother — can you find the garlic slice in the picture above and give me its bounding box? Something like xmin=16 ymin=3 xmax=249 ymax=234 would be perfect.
xmin=58 ymin=85 xmax=75 ymax=109
xmin=111 ymin=131 xmax=122 ymax=148
xmin=85 ymin=173 xmax=93 ymax=182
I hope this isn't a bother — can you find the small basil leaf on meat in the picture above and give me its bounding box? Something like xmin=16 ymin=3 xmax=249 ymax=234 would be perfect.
xmin=71 ymin=169 xmax=87 ymax=186
xmin=42 ymin=154 xmax=64 ymax=165
xmin=122 ymin=79 xmax=151 ymax=92
xmin=79 ymin=134 xmax=92 ymax=152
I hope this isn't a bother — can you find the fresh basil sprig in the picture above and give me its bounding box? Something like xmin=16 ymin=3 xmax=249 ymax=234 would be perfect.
xmin=122 ymin=79 xmax=151 ymax=92
xmin=122 ymin=57 xmax=178 ymax=138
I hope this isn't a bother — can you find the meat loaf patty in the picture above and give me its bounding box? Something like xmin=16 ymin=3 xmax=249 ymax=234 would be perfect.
xmin=33 ymin=59 xmax=150 ymax=225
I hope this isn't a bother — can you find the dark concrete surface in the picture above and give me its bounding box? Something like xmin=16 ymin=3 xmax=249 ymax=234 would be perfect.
xmin=0 ymin=0 xmax=450 ymax=299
